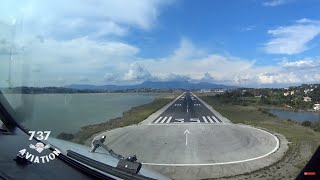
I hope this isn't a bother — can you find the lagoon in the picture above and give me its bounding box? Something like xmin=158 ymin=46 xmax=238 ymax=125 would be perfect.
xmin=269 ymin=109 xmax=320 ymax=122
xmin=3 ymin=93 xmax=164 ymax=136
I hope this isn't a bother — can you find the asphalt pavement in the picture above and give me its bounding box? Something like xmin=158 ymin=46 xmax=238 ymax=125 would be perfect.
xmin=93 ymin=92 xmax=288 ymax=179
xmin=150 ymin=92 xmax=224 ymax=124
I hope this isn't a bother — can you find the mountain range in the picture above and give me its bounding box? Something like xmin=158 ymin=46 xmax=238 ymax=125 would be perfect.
xmin=65 ymin=81 xmax=237 ymax=90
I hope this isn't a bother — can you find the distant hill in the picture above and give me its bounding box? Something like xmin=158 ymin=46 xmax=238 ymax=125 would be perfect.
xmin=65 ymin=81 xmax=237 ymax=90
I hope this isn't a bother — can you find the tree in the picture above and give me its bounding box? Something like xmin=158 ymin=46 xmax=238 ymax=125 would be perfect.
xmin=311 ymin=86 xmax=320 ymax=102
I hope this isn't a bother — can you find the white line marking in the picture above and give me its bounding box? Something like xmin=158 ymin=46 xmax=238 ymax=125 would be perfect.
xmin=174 ymin=118 xmax=184 ymax=123
xmin=141 ymin=125 xmax=280 ymax=166
xmin=160 ymin=117 xmax=168 ymax=123
xmin=154 ymin=117 xmax=162 ymax=124
xmin=145 ymin=123 xmax=227 ymax=126
xmin=190 ymin=92 xmax=232 ymax=124
xmin=202 ymin=116 xmax=208 ymax=123
xmin=184 ymin=130 xmax=190 ymax=146
xmin=190 ymin=118 xmax=200 ymax=123
xmin=166 ymin=117 xmax=172 ymax=123
xmin=211 ymin=116 xmax=219 ymax=123
xmin=206 ymin=116 xmax=214 ymax=123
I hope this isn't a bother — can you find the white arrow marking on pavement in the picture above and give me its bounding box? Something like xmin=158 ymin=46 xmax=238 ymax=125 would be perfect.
xmin=184 ymin=130 xmax=190 ymax=146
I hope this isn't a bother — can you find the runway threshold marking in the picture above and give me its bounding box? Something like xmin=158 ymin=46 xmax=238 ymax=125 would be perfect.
xmin=151 ymin=117 xmax=225 ymax=124
xmin=206 ymin=116 xmax=214 ymax=123
xmin=165 ymin=117 xmax=172 ymax=123
xmin=202 ymin=116 xmax=209 ymax=123
xmin=160 ymin=117 xmax=168 ymax=123
xmin=154 ymin=117 xmax=163 ymax=123
xmin=212 ymin=115 xmax=222 ymax=123
xmin=210 ymin=116 xmax=219 ymax=123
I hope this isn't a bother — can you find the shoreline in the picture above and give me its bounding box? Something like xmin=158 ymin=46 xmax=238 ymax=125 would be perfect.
xmin=57 ymin=94 xmax=177 ymax=144
xmin=260 ymin=105 xmax=320 ymax=113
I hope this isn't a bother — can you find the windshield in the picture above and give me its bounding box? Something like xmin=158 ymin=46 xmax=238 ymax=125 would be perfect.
xmin=1 ymin=1 xmax=320 ymax=179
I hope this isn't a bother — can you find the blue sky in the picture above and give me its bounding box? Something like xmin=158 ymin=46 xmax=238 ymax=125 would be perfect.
xmin=1 ymin=0 xmax=320 ymax=87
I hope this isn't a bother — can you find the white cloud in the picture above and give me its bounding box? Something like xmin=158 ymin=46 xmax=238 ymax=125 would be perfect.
xmin=0 ymin=0 xmax=173 ymax=39
xmin=263 ymin=19 xmax=320 ymax=55
xmin=281 ymin=59 xmax=320 ymax=69
xmin=240 ymin=25 xmax=255 ymax=32
xmin=123 ymin=63 xmax=153 ymax=81
xmin=3 ymin=1 xmax=320 ymax=88
xmin=200 ymin=72 xmax=215 ymax=82
xmin=171 ymin=38 xmax=206 ymax=60
xmin=256 ymin=72 xmax=300 ymax=84
xmin=0 ymin=36 xmax=140 ymax=86
xmin=262 ymin=0 xmax=289 ymax=7
xmin=0 ymin=0 xmax=176 ymax=87
xmin=1 ymin=35 xmax=320 ymax=87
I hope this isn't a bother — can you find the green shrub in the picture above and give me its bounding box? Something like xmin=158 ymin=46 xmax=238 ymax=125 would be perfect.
xmin=301 ymin=121 xmax=312 ymax=127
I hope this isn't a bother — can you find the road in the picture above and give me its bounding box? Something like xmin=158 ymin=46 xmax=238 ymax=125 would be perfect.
xmin=93 ymin=92 xmax=287 ymax=179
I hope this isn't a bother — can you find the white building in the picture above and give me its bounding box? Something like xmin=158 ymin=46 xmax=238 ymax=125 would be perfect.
xmin=284 ymin=92 xmax=289 ymax=96
xmin=313 ymin=104 xmax=320 ymax=111
xmin=304 ymin=89 xmax=314 ymax=94
xmin=303 ymin=96 xmax=312 ymax=102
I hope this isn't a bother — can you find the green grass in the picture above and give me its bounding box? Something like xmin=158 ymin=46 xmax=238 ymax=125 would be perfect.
xmin=70 ymin=97 xmax=175 ymax=144
xmin=199 ymin=95 xmax=320 ymax=179
xmin=200 ymin=95 xmax=320 ymax=153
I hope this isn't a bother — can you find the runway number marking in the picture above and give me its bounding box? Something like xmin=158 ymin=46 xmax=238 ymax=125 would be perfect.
xmin=190 ymin=118 xmax=200 ymax=123
xmin=174 ymin=118 xmax=185 ymax=123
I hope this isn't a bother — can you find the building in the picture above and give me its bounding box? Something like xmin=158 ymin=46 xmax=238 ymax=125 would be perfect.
xmin=290 ymin=91 xmax=295 ymax=95
xmin=284 ymin=92 xmax=289 ymax=96
xmin=304 ymin=89 xmax=314 ymax=95
xmin=303 ymin=96 xmax=312 ymax=102
xmin=313 ymin=104 xmax=320 ymax=111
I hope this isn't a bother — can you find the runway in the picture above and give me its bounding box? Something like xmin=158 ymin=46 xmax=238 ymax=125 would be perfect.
xmin=150 ymin=92 xmax=224 ymax=124
xmin=94 ymin=92 xmax=287 ymax=179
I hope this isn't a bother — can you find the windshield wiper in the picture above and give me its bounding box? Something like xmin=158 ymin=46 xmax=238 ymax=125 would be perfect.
xmin=67 ymin=150 xmax=153 ymax=180
xmin=90 ymin=135 xmax=141 ymax=174
xmin=90 ymin=135 xmax=138 ymax=162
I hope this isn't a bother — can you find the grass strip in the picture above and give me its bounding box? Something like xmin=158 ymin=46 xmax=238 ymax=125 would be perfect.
xmin=199 ymin=95 xmax=320 ymax=179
